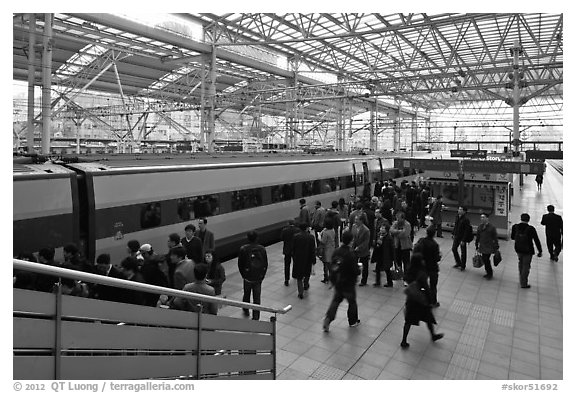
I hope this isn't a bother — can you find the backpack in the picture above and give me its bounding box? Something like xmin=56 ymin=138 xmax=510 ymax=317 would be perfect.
xmin=514 ymin=226 xmax=532 ymax=253
xmin=246 ymin=247 xmax=266 ymax=278
xmin=329 ymin=255 xmax=345 ymax=287
xmin=464 ymin=222 xmax=475 ymax=243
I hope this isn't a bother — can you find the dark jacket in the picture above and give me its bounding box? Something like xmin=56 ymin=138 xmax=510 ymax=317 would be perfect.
xmin=93 ymin=265 xmax=127 ymax=302
xmin=140 ymin=255 xmax=169 ymax=306
xmin=371 ymin=232 xmax=395 ymax=270
xmin=181 ymin=236 xmax=203 ymax=264
xmin=280 ymin=224 xmax=300 ymax=256
xmin=541 ymin=213 xmax=563 ymax=238
xmin=475 ymin=222 xmax=499 ymax=255
xmin=238 ymin=242 xmax=268 ymax=282
xmin=414 ymin=236 xmax=441 ymax=273
xmin=197 ymin=229 xmax=216 ymax=255
xmin=124 ymin=272 xmax=147 ymax=306
xmin=298 ymin=205 xmax=312 ymax=227
xmin=511 ymin=222 xmax=542 ymax=255
xmin=292 ymin=230 xmax=316 ymax=279
xmin=453 ymin=214 xmax=471 ymax=242
xmin=429 ymin=199 xmax=443 ymax=222
xmin=331 ymin=244 xmax=360 ymax=291
xmin=352 ymin=223 xmax=371 ymax=257
xmin=206 ymin=261 xmax=226 ymax=296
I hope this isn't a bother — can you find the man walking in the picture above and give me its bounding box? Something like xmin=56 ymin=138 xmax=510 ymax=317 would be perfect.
xmin=540 ymin=205 xmax=563 ymax=261
xmin=475 ymin=214 xmax=499 ymax=279
xmin=292 ymin=222 xmax=316 ymax=299
xmin=452 ymin=206 xmax=472 ymax=271
xmin=280 ymin=220 xmax=299 ymax=286
xmin=352 ymin=214 xmax=371 ymax=287
xmin=238 ymin=231 xmax=268 ymax=320
xmin=511 ymin=213 xmax=542 ymax=289
xmin=298 ymin=199 xmax=313 ymax=228
xmin=322 ymin=231 xmax=361 ymax=332
xmin=428 ymin=195 xmax=444 ymax=238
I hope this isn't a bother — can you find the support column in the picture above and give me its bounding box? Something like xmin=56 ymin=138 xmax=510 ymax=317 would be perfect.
xmin=27 ymin=13 xmax=36 ymax=153
xmin=41 ymin=13 xmax=53 ymax=154
xmin=393 ymin=101 xmax=402 ymax=153
xmin=411 ymin=107 xmax=417 ymax=157
xmin=200 ymin=59 xmax=206 ymax=149
xmin=511 ymin=40 xmax=522 ymax=154
xmin=425 ymin=111 xmax=431 ymax=150
xmin=207 ymin=45 xmax=217 ymax=153
xmin=336 ymin=98 xmax=344 ymax=151
xmin=369 ymin=101 xmax=376 ymax=151
xmin=286 ymin=56 xmax=300 ymax=149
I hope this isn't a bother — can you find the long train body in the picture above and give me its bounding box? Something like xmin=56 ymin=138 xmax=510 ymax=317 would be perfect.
xmin=13 ymin=152 xmax=428 ymax=264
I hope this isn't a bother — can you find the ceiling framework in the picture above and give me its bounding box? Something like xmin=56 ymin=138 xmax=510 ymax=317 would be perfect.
xmin=13 ymin=13 xmax=563 ymax=147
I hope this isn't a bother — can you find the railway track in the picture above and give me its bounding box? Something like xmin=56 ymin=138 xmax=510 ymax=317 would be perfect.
xmin=547 ymin=160 xmax=563 ymax=175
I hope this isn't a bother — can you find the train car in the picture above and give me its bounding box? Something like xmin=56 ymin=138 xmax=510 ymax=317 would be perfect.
xmin=13 ymin=152 xmax=426 ymax=264
xmin=13 ymin=163 xmax=80 ymax=257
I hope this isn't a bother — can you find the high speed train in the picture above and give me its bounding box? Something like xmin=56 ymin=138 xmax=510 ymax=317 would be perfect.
xmin=13 ymin=152 xmax=428 ymax=264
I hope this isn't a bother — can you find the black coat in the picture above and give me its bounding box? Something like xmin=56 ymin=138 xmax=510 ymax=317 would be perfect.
xmin=453 ymin=214 xmax=471 ymax=242
xmin=414 ymin=236 xmax=441 ymax=273
xmin=371 ymin=233 xmax=394 ymax=271
xmin=291 ymin=230 xmax=316 ymax=279
xmin=541 ymin=213 xmax=563 ymax=238
xmin=404 ymin=269 xmax=436 ymax=326
xmin=280 ymin=224 xmax=300 ymax=255
xmin=331 ymin=244 xmax=360 ymax=290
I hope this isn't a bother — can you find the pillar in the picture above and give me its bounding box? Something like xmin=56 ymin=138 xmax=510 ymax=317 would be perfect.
xmin=27 ymin=13 xmax=36 ymax=153
xmin=41 ymin=13 xmax=53 ymax=154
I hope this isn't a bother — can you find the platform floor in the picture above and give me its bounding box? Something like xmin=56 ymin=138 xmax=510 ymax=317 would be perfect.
xmin=218 ymin=169 xmax=563 ymax=380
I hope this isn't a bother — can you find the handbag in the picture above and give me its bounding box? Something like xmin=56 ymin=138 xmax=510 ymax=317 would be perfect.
xmin=404 ymin=281 xmax=428 ymax=306
xmin=390 ymin=261 xmax=404 ymax=281
xmin=493 ymin=250 xmax=502 ymax=266
xmin=315 ymin=242 xmax=325 ymax=259
xmin=472 ymin=252 xmax=484 ymax=268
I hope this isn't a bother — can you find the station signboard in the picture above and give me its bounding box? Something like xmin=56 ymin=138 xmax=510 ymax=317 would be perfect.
xmin=450 ymin=149 xmax=488 ymax=159
xmin=395 ymin=158 xmax=544 ymax=174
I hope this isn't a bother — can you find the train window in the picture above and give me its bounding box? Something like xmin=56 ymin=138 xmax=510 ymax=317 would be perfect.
xmin=302 ymin=181 xmax=314 ymax=197
xmin=271 ymin=184 xmax=295 ymax=202
xmin=193 ymin=195 xmax=220 ymax=217
xmin=141 ymin=202 xmax=161 ymax=229
xmin=217 ymin=192 xmax=232 ymax=214
xmin=328 ymin=177 xmax=339 ymax=191
xmin=312 ymin=180 xmax=321 ymax=195
xmin=232 ymin=188 xmax=263 ymax=211
xmin=341 ymin=175 xmax=354 ymax=189
xmin=177 ymin=197 xmax=195 ymax=221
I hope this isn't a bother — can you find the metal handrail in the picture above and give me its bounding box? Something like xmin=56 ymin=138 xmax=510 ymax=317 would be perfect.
xmin=13 ymin=259 xmax=292 ymax=315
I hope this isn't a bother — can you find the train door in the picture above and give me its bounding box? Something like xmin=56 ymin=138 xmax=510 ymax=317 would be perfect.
xmin=362 ymin=161 xmax=369 ymax=182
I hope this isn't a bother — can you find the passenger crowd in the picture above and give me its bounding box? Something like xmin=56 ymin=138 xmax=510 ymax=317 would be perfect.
xmin=14 ymin=175 xmax=562 ymax=349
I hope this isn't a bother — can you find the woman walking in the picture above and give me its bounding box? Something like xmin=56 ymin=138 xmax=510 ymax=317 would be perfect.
xmin=400 ymin=253 xmax=444 ymax=349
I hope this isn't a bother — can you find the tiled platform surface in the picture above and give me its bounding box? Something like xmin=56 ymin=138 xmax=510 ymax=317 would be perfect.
xmin=217 ymin=169 xmax=563 ymax=380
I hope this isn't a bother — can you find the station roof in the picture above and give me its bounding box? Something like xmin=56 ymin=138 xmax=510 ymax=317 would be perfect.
xmin=13 ymin=13 xmax=563 ymax=121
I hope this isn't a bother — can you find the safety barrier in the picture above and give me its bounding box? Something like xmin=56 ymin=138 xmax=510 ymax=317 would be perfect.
xmin=13 ymin=259 xmax=291 ymax=380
